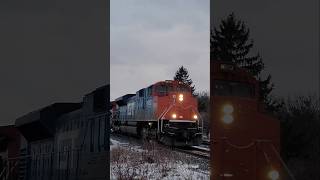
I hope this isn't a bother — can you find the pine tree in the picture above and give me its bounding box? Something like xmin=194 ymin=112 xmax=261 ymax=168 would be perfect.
xmin=211 ymin=13 xmax=278 ymax=111
xmin=173 ymin=66 xmax=196 ymax=94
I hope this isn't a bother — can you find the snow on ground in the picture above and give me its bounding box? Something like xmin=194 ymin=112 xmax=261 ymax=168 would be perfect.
xmin=110 ymin=134 xmax=210 ymax=180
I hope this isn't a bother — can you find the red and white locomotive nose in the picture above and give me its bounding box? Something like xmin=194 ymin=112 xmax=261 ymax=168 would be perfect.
xmin=163 ymin=92 xmax=199 ymax=121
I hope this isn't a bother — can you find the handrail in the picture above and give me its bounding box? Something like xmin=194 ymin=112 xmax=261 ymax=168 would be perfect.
xmin=0 ymin=160 xmax=19 ymax=180
xmin=270 ymin=143 xmax=296 ymax=180
xmin=0 ymin=168 xmax=6 ymax=180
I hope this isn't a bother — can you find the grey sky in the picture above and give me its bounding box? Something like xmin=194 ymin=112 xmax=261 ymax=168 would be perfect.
xmin=0 ymin=0 xmax=108 ymax=125
xmin=111 ymin=0 xmax=210 ymax=100
xmin=1 ymin=0 xmax=317 ymax=126
xmin=211 ymin=0 xmax=319 ymax=97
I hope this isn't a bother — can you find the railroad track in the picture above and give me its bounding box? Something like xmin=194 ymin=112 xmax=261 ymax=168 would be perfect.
xmin=111 ymin=133 xmax=210 ymax=159
xmin=174 ymin=146 xmax=210 ymax=159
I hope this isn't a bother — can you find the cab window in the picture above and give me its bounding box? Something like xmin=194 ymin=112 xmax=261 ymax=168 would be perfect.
xmin=214 ymin=80 xmax=255 ymax=98
xmin=176 ymin=85 xmax=190 ymax=92
xmin=156 ymin=84 xmax=168 ymax=96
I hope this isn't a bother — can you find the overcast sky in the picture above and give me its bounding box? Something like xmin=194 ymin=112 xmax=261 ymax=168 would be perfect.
xmin=110 ymin=0 xmax=210 ymax=100
xmin=212 ymin=0 xmax=319 ymax=97
xmin=0 ymin=0 xmax=107 ymax=125
xmin=1 ymin=0 xmax=318 ymax=125
xmin=111 ymin=0 xmax=319 ymax=101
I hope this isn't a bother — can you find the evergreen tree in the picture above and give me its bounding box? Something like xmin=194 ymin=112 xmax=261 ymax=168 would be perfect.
xmin=174 ymin=66 xmax=196 ymax=94
xmin=197 ymin=91 xmax=209 ymax=113
xmin=197 ymin=91 xmax=210 ymax=136
xmin=211 ymin=13 xmax=278 ymax=111
xmin=211 ymin=13 xmax=263 ymax=75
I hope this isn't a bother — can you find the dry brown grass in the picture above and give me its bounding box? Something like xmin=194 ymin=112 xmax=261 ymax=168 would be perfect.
xmin=111 ymin=140 xmax=178 ymax=179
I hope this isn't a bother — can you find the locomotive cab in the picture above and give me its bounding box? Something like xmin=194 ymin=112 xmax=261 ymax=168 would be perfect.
xmin=154 ymin=80 xmax=202 ymax=146
xmin=211 ymin=61 xmax=281 ymax=180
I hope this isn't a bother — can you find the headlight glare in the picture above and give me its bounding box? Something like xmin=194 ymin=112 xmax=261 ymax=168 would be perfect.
xmin=268 ymin=170 xmax=279 ymax=180
xmin=223 ymin=104 xmax=234 ymax=114
xmin=172 ymin=113 xmax=177 ymax=119
xmin=178 ymin=94 xmax=184 ymax=101
xmin=222 ymin=114 xmax=234 ymax=124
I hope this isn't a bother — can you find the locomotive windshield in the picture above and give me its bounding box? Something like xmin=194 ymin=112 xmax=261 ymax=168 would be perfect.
xmin=176 ymin=84 xmax=190 ymax=92
xmin=214 ymin=80 xmax=255 ymax=98
xmin=156 ymin=84 xmax=173 ymax=95
xmin=156 ymin=83 xmax=190 ymax=95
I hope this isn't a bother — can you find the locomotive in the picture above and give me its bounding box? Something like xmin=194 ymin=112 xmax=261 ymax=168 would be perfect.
xmin=210 ymin=61 xmax=282 ymax=180
xmin=14 ymin=85 xmax=109 ymax=180
xmin=111 ymin=80 xmax=202 ymax=146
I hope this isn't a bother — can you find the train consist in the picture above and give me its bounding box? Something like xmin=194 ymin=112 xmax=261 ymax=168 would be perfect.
xmin=1 ymin=64 xmax=285 ymax=179
xmin=111 ymin=80 xmax=202 ymax=146
xmin=210 ymin=61 xmax=282 ymax=180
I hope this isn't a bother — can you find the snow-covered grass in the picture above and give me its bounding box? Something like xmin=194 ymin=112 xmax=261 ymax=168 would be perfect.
xmin=110 ymin=137 xmax=209 ymax=180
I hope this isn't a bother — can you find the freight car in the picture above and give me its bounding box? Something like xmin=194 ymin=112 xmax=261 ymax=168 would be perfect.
xmin=111 ymin=80 xmax=202 ymax=146
xmin=210 ymin=61 xmax=283 ymax=180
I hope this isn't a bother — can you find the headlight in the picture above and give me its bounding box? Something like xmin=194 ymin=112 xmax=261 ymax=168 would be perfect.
xmin=178 ymin=94 xmax=184 ymax=101
xmin=172 ymin=113 xmax=177 ymax=119
xmin=223 ymin=104 xmax=234 ymax=114
xmin=268 ymin=170 xmax=279 ymax=180
xmin=193 ymin=115 xmax=198 ymax=119
xmin=222 ymin=114 xmax=234 ymax=124
xmin=222 ymin=104 xmax=234 ymax=124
